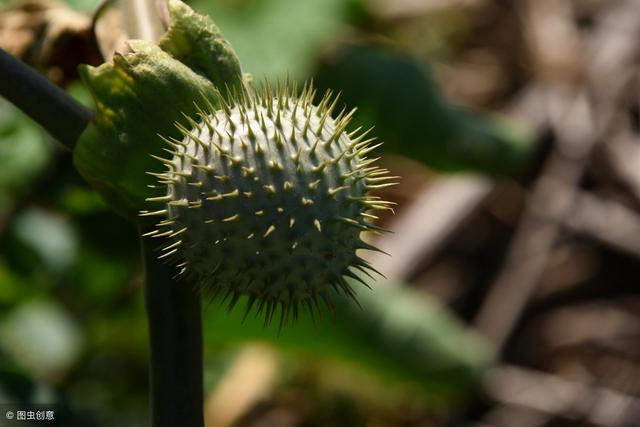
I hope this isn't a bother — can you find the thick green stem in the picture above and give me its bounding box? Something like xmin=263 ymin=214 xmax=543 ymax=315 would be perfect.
xmin=0 ymin=48 xmax=92 ymax=149
xmin=140 ymin=227 xmax=204 ymax=427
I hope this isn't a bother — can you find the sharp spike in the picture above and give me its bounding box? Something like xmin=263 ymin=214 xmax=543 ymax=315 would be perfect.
xmin=140 ymin=209 xmax=168 ymax=217
xmin=263 ymin=224 xmax=276 ymax=237
xmin=222 ymin=214 xmax=240 ymax=222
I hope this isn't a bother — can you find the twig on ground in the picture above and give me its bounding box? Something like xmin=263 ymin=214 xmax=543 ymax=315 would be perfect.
xmin=364 ymin=175 xmax=493 ymax=282
xmin=483 ymin=365 xmax=640 ymax=427
xmin=565 ymin=191 xmax=640 ymax=259
xmin=474 ymin=0 xmax=640 ymax=352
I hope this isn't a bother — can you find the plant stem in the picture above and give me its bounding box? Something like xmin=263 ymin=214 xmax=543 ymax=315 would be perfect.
xmin=0 ymin=48 xmax=92 ymax=149
xmin=140 ymin=227 xmax=204 ymax=427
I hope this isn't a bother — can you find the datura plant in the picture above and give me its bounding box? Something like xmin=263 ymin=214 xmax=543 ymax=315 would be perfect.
xmin=75 ymin=0 xmax=395 ymax=324
xmin=69 ymin=6 xmax=399 ymax=423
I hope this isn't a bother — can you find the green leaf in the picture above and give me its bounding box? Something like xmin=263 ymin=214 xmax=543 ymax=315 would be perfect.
xmin=192 ymin=0 xmax=347 ymax=80
xmin=316 ymin=45 xmax=533 ymax=176
xmin=74 ymin=0 xmax=242 ymax=220
xmin=204 ymin=278 xmax=493 ymax=401
xmin=159 ymin=0 xmax=242 ymax=89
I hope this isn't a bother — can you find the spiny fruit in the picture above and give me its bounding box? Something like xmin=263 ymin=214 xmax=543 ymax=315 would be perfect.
xmin=140 ymin=81 xmax=396 ymax=325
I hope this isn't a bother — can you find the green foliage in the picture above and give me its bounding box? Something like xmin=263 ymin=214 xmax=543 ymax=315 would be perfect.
xmin=316 ymin=45 xmax=532 ymax=175
xmin=0 ymin=99 xmax=51 ymax=218
xmin=0 ymin=300 xmax=84 ymax=381
xmin=203 ymin=278 xmax=492 ymax=401
xmin=74 ymin=0 xmax=242 ymax=220
xmin=191 ymin=0 xmax=347 ymax=79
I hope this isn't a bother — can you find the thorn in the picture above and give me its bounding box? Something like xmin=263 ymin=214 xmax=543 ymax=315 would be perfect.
xmin=169 ymin=227 xmax=187 ymax=238
xmin=314 ymin=219 xmax=322 ymax=232
xmin=291 ymin=147 xmax=302 ymax=164
xmin=349 ymin=127 xmax=374 ymax=146
xmin=146 ymin=195 xmax=172 ymax=202
xmin=175 ymin=122 xmax=209 ymax=150
xmin=158 ymin=248 xmax=178 ymax=259
xmin=313 ymin=160 xmax=328 ymax=173
xmin=367 ymin=182 xmax=399 ymax=190
xmin=149 ymin=154 xmax=174 ymax=167
xmin=308 ymin=139 xmax=319 ymax=155
xmin=328 ymin=186 xmax=349 ymax=197
xmin=343 ymin=269 xmax=371 ymax=289
xmin=158 ymin=134 xmax=185 ymax=150
xmin=222 ymin=189 xmax=240 ymax=198
xmin=152 ymin=230 xmax=174 ymax=238
xmin=263 ymin=225 xmax=276 ymax=237
xmin=269 ymin=160 xmax=283 ymax=172
xmin=222 ymin=214 xmax=240 ymax=222
xmin=357 ymin=142 xmax=384 ymax=157
xmin=355 ymin=258 xmax=387 ymax=278
xmin=162 ymin=240 xmax=182 ymax=251
xmin=360 ymin=212 xmax=379 ymax=220
xmin=316 ymin=90 xmax=332 ymax=116
xmin=366 ymin=175 xmax=400 ymax=183
xmin=140 ymin=209 xmax=168 ymax=217
xmin=308 ymin=179 xmax=321 ymax=190
xmin=358 ymin=240 xmax=391 ymax=256
xmin=169 ymin=199 xmax=189 ymax=207
xmin=181 ymin=112 xmax=202 ymax=132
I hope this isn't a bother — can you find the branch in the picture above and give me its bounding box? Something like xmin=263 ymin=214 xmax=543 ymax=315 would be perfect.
xmin=0 ymin=48 xmax=92 ymax=149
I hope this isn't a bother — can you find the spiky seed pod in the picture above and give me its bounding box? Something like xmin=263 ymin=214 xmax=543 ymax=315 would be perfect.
xmin=141 ymin=82 xmax=397 ymax=325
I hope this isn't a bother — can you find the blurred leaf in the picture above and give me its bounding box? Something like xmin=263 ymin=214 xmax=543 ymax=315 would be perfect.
xmin=0 ymin=99 xmax=51 ymax=217
xmin=66 ymin=245 xmax=137 ymax=303
xmin=315 ymin=45 xmax=533 ymax=176
xmin=58 ymin=186 xmax=107 ymax=216
xmin=0 ymin=261 xmax=26 ymax=304
xmin=65 ymin=81 xmax=95 ymax=110
xmin=204 ymin=277 xmax=493 ymax=401
xmin=64 ymin=0 xmax=100 ymax=12
xmin=12 ymin=208 xmax=78 ymax=275
xmin=192 ymin=0 xmax=347 ymax=79
xmin=0 ymin=300 xmax=84 ymax=381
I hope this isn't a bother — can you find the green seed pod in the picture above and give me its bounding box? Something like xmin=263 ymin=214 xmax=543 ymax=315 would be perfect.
xmin=141 ymin=82 xmax=396 ymax=323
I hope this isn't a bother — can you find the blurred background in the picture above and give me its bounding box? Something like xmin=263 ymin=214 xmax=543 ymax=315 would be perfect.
xmin=1 ymin=0 xmax=640 ymax=426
